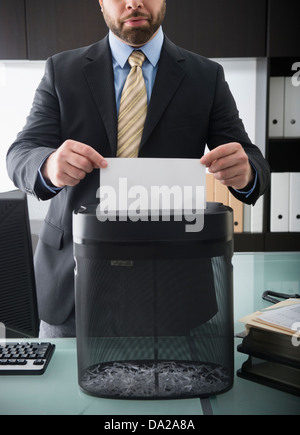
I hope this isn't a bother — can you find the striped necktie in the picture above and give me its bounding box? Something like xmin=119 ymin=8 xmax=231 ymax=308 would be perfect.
xmin=117 ymin=51 xmax=147 ymax=158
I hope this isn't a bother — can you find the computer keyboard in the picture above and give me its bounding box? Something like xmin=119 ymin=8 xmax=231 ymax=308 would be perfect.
xmin=0 ymin=342 xmax=55 ymax=375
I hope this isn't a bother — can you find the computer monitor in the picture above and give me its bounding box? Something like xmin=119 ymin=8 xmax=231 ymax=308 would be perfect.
xmin=0 ymin=190 xmax=39 ymax=338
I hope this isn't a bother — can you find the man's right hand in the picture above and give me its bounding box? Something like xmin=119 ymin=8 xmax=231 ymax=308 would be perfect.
xmin=41 ymin=140 xmax=108 ymax=188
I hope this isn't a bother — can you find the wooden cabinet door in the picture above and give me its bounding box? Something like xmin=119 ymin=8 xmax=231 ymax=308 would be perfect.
xmin=268 ymin=0 xmax=300 ymax=57
xmin=25 ymin=0 xmax=107 ymax=60
xmin=163 ymin=0 xmax=267 ymax=58
xmin=0 ymin=0 xmax=27 ymax=59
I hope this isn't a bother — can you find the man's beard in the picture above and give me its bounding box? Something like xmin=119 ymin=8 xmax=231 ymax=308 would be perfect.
xmin=102 ymin=4 xmax=166 ymax=46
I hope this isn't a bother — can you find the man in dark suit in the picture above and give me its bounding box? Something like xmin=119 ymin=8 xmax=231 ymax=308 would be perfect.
xmin=6 ymin=0 xmax=270 ymax=337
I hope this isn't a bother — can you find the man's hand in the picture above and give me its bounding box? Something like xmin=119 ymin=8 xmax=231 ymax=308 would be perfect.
xmin=41 ymin=140 xmax=108 ymax=188
xmin=200 ymin=142 xmax=254 ymax=190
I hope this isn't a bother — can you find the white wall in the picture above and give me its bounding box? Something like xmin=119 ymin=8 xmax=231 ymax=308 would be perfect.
xmin=0 ymin=61 xmax=46 ymax=192
xmin=0 ymin=58 xmax=260 ymax=219
xmin=215 ymin=58 xmax=258 ymax=144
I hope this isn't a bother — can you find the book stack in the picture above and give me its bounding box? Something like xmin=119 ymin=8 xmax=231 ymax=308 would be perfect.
xmin=206 ymin=173 xmax=244 ymax=233
xmin=237 ymin=300 xmax=300 ymax=396
xmin=206 ymin=173 xmax=264 ymax=234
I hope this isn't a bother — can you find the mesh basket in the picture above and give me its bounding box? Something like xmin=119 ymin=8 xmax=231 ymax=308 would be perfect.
xmin=73 ymin=202 xmax=234 ymax=399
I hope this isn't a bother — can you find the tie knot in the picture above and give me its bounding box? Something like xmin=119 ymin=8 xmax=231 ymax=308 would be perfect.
xmin=128 ymin=50 xmax=146 ymax=68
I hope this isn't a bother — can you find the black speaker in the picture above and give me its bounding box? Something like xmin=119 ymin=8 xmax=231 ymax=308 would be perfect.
xmin=0 ymin=190 xmax=39 ymax=338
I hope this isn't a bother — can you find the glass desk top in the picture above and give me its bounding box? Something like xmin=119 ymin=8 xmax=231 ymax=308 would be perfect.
xmin=0 ymin=252 xmax=299 ymax=415
xmin=0 ymin=337 xmax=299 ymax=415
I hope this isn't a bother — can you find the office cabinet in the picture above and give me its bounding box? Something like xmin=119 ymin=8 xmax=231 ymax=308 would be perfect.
xmin=268 ymin=0 xmax=300 ymax=57
xmin=265 ymin=56 xmax=300 ymax=248
xmin=1 ymin=1 xmax=299 ymax=61
xmin=25 ymin=0 xmax=108 ymax=60
xmin=0 ymin=0 xmax=27 ymax=59
xmin=3 ymin=0 xmax=298 ymax=61
xmin=267 ymin=58 xmax=300 ymax=171
xmin=267 ymin=58 xmax=300 ymax=173
xmin=26 ymin=0 xmax=267 ymax=60
xmin=163 ymin=0 xmax=267 ymax=58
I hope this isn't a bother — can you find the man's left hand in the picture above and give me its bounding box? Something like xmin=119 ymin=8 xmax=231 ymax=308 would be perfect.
xmin=200 ymin=142 xmax=254 ymax=190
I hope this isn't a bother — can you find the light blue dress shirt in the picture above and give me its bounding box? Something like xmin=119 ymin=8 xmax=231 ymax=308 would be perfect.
xmin=37 ymin=26 xmax=256 ymax=197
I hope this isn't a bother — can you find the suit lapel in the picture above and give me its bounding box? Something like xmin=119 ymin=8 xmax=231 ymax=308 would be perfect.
xmin=82 ymin=36 xmax=186 ymax=155
xmin=83 ymin=37 xmax=118 ymax=156
xmin=140 ymin=37 xmax=187 ymax=149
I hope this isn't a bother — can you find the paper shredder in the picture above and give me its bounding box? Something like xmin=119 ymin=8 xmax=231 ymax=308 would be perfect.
xmin=73 ymin=202 xmax=234 ymax=399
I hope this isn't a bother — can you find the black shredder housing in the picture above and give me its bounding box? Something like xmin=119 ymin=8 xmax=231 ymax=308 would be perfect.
xmin=73 ymin=202 xmax=234 ymax=399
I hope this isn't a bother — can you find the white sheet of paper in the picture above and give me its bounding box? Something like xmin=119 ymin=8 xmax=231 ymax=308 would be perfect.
xmin=98 ymin=158 xmax=206 ymax=215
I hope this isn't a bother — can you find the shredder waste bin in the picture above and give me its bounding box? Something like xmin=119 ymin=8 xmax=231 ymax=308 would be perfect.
xmin=73 ymin=202 xmax=234 ymax=399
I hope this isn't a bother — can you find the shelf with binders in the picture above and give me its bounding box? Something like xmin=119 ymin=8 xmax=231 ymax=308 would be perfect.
xmin=205 ymin=55 xmax=300 ymax=252
xmin=268 ymin=57 xmax=300 ymax=159
xmin=263 ymin=57 xmax=300 ymax=251
xmin=268 ymin=172 xmax=300 ymax=231
xmin=205 ymin=170 xmax=300 ymax=252
xmin=268 ymin=57 xmax=300 ymax=152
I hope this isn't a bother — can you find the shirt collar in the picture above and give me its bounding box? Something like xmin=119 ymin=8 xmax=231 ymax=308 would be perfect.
xmin=109 ymin=26 xmax=164 ymax=68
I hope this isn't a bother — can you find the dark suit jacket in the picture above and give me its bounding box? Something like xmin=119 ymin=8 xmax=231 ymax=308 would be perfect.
xmin=7 ymin=35 xmax=270 ymax=325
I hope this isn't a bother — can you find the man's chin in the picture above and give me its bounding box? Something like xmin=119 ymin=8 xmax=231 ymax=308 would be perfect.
xmin=121 ymin=28 xmax=154 ymax=46
xmin=121 ymin=23 xmax=161 ymax=46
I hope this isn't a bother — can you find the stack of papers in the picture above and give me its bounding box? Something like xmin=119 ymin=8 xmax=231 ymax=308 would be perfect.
xmin=237 ymin=299 xmax=300 ymax=395
xmin=239 ymin=299 xmax=300 ymax=337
